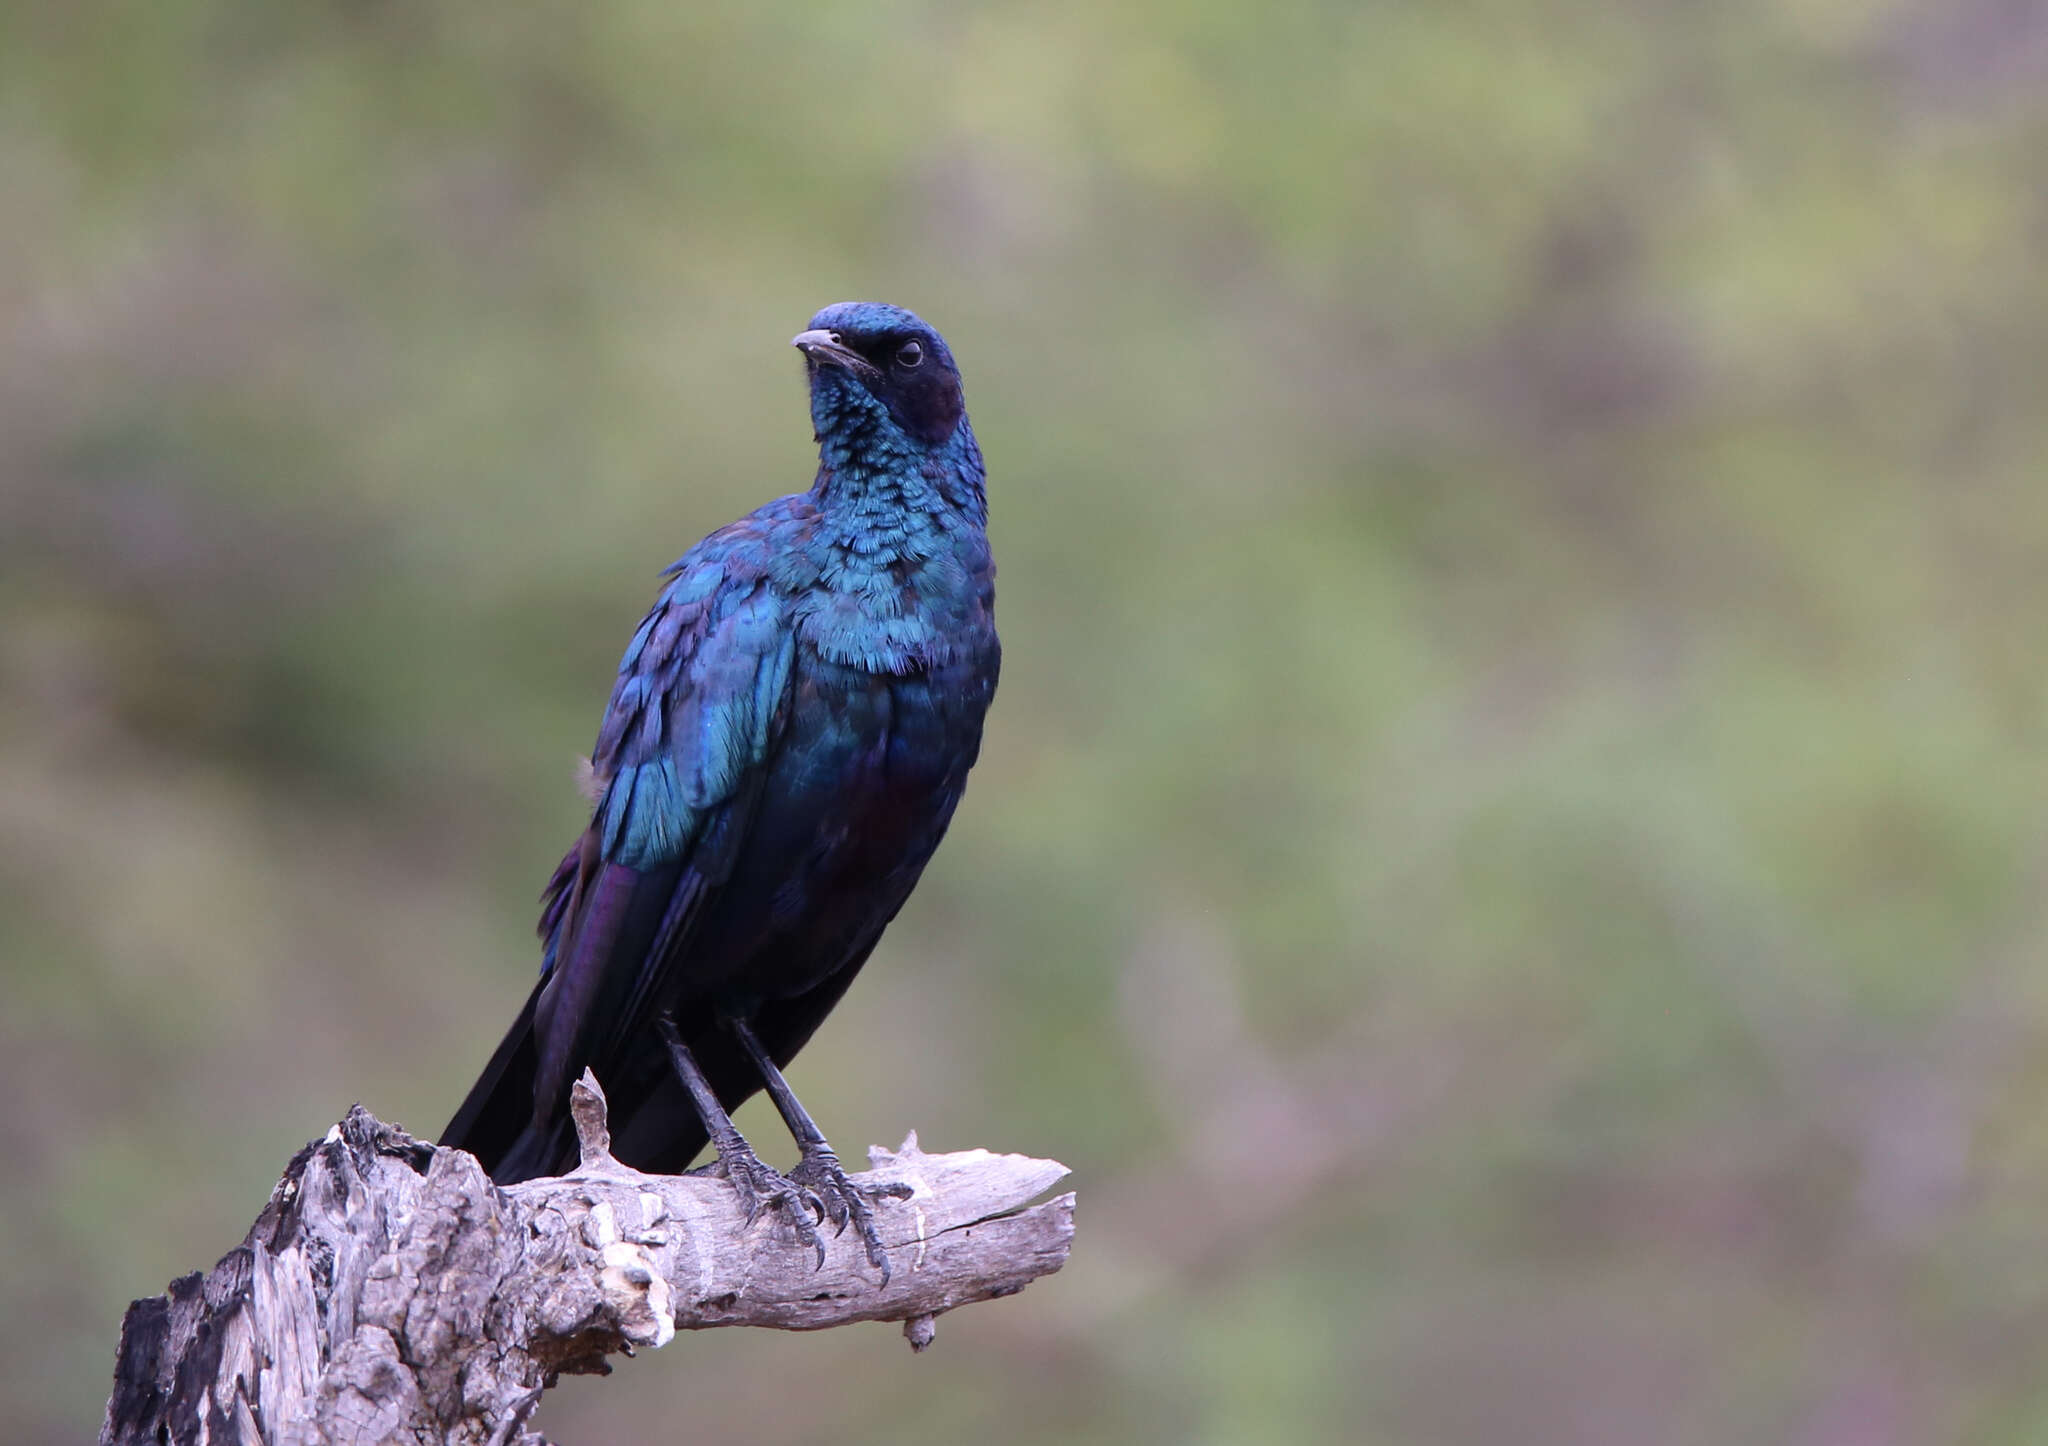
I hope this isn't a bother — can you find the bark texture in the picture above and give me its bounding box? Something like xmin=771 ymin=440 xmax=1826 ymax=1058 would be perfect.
xmin=101 ymin=1073 xmax=1075 ymax=1446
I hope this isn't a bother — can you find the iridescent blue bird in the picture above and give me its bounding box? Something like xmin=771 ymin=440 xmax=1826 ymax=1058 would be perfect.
xmin=442 ymin=304 xmax=998 ymax=1276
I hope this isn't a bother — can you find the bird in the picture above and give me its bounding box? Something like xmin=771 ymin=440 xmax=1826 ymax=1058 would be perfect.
xmin=441 ymin=303 xmax=998 ymax=1279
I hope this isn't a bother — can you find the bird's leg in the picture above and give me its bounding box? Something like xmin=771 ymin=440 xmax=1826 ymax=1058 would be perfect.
xmin=725 ymin=1016 xmax=911 ymax=1284
xmin=654 ymin=1014 xmax=826 ymax=1266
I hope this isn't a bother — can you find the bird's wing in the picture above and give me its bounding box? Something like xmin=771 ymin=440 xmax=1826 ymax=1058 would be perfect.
xmin=529 ymin=538 xmax=799 ymax=1116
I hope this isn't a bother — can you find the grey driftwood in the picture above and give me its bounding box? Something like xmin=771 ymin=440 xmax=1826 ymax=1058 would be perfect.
xmin=100 ymin=1072 xmax=1075 ymax=1446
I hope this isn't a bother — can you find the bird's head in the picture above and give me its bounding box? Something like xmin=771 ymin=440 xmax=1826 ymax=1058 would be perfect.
xmin=793 ymin=302 xmax=967 ymax=457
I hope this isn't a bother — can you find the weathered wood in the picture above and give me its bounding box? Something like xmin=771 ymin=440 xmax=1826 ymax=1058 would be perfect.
xmin=102 ymin=1073 xmax=1074 ymax=1446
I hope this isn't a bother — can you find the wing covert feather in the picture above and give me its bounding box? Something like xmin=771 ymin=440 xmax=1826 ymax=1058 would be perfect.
xmin=531 ymin=542 xmax=799 ymax=1111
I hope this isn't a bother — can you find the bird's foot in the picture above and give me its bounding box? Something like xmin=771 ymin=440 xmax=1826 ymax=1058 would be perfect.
xmin=790 ymin=1143 xmax=914 ymax=1285
xmin=710 ymin=1135 xmax=828 ymax=1267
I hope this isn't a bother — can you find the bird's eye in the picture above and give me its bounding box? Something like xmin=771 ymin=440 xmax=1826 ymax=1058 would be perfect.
xmin=895 ymin=340 xmax=924 ymax=369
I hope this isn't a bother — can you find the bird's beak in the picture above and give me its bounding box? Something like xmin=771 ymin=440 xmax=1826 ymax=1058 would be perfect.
xmin=791 ymin=329 xmax=881 ymax=379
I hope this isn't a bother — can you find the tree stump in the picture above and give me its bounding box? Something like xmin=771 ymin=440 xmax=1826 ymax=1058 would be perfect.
xmin=101 ymin=1073 xmax=1075 ymax=1445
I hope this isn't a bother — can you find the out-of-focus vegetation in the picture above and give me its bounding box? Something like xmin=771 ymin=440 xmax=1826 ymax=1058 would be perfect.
xmin=5 ymin=1 xmax=2048 ymax=1441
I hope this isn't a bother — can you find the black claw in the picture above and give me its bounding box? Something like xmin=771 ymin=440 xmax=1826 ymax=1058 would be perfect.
xmin=712 ymin=1135 xmax=828 ymax=1265
xmin=790 ymin=1147 xmax=901 ymax=1284
xmin=654 ymin=1018 xmax=832 ymax=1267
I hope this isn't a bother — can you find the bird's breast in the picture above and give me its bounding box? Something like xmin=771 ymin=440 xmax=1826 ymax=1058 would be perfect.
xmin=792 ymin=517 xmax=995 ymax=679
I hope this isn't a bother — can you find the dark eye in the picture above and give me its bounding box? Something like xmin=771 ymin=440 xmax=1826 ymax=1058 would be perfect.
xmin=895 ymin=340 xmax=924 ymax=369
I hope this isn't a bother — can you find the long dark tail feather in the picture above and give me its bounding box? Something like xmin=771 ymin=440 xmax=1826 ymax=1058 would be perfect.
xmin=488 ymin=1117 xmax=576 ymax=1186
xmin=439 ymin=981 xmax=545 ymax=1178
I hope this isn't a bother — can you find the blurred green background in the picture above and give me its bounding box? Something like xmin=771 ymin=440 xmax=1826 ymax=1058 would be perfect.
xmin=6 ymin=1 xmax=2048 ymax=1442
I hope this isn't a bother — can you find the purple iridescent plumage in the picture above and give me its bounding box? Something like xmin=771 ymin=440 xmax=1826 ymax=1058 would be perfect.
xmin=443 ymin=304 xmax=998 ymax=1186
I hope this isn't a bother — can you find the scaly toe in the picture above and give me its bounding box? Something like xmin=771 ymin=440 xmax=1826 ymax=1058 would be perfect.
xmin=791 ymin=1151 xmax=899 ymax=1283
xmin=720 ymin=1153 xmax=828 ymax=1266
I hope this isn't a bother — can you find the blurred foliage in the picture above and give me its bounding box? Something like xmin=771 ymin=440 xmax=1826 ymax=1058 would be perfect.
xmin=4 ymin=0 xmax=2048 ymax=1442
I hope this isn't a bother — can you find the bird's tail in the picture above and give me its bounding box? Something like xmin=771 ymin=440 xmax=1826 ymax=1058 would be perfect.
xmin=439 ymin=980 xmax=566 ymax=1184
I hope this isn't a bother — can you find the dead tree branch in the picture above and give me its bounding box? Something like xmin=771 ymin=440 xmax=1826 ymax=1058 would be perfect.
xmin=100 ymin=1073 xmax=1074 ymax=1446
